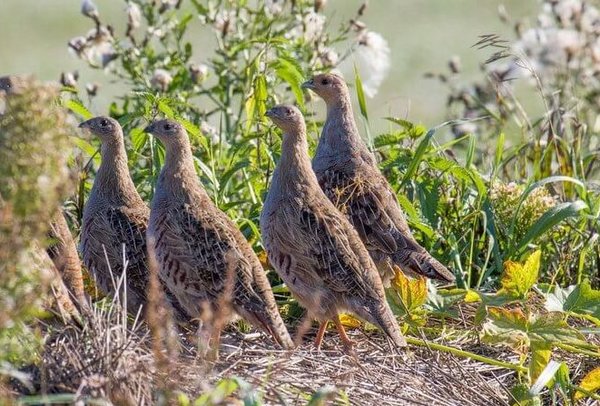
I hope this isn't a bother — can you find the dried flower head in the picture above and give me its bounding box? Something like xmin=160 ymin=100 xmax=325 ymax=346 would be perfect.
xmin=352 ymin=30 xmax=391 ymax=97
xmin=151 ymin=69 xmax=172 ymax=91
xmin=189 ymin=63 xmax=209 ymax=84
xmin=127 ymin=2 xmax=142 ymax=30
xmin=81 ymin=0 xmax=99 ymax=20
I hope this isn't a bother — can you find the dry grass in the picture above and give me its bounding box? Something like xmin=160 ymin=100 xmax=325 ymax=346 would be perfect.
xmin=173 ymin=326 xmax=515 ymax=406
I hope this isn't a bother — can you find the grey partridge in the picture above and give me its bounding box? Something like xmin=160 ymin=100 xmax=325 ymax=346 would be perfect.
xmin=303 ymin=73 xmax=455 ymax=286
xmin=145 ymin=119 xmax=294 ymax=349
xmin=261 ymin=104 xmax=406 ymax=350
xmin=79 ymin=116 xmax=185 ymax=319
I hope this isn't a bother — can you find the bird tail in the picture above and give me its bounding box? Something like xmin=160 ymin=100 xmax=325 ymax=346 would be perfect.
xmin=354 ymin=300 xmax=407 ymax=348
xmin=238 ymin=302 xmax=295 ymax=349
xmin=394 ymin=250 xmax=455 ymax=283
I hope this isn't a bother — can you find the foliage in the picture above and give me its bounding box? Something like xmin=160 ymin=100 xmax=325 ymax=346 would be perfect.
xmin=0 ymin=78 xmax=76 ymax=367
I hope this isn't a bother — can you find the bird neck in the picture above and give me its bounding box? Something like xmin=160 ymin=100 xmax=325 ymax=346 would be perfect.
xmin=321 ymin=95 xmax=366 ymax=157
xmin=158 ymin=137 xmax=208 ymax=200
xmin=94 ymin=138 xmax=141 ymax=204
xmin=274 ymin=129 xmax=317 ymax=191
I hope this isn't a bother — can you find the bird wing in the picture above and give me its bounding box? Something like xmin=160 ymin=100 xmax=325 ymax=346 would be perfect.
xmin=318 ymin=166 xmax=423 ymax=258
xmin=154 ymin=202 xmax=254 ymax=300
xmin=266 ymin=197 xmax=382 ymax=299
xmin=81 ymin=205 xmax=149 ymax=293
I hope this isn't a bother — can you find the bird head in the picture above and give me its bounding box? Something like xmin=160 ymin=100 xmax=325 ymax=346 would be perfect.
xmin=302 ymin=73 xmax=347 ymax=103
xmin=79 ymin=116 xmax=121 ymax=140
xmin=143 ymin=119 xmax=184 ymax=144
xmin=265 ymin=104 xmax=305 ymax=134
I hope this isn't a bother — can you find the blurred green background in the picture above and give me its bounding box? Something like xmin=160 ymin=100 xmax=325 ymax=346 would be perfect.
xmin=0 ymin=0 xmax=537 ymax=127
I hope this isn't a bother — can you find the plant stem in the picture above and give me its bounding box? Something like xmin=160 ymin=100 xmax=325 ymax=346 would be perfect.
xmin=556 ymin=342 xmax=600 ymax=358
xmin=405 ymin=336 xmax=527 ymax=373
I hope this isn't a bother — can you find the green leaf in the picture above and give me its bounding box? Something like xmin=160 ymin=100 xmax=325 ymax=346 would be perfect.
xmin=194 ymin=378 xmax=239 ymax=405
xmin=528 ymin=312 xmax=585 ymax=344
xmin=157 ymin=99 xmax=175 ymax=119
xmin=510 ymin=383 xmax=541 ymax=406
xmin=562 ymin=280 xmax=600 ymax=323
xmin=401 ymin=127 xmax=436 ymax=186
xmin=273 ymin=56 xmax=305 ymax=109
xmin=244 ymin=93 xmax=256 ymax=132
xmin=130 ymin=127 xmax=148 ymax=151
xmin=64 ymin=99 xmax=93 ymax=120
xmin=254 ymin=74 xmax=268 ymax=118
xmin=354 ymin=67 xmax=368 ymax=122
xmin=499 ymin=250 xmax=541 ymax=300
xmin=555 ymin=362 xmax=572 ymax=397
xmin=512 ymin=201 xmax=588 ymax=255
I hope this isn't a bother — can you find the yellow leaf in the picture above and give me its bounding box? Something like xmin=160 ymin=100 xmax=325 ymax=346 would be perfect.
xmin=464 ymin=290 xmax=481 ymax=303
xmin=500 ymin=250 xmax=541 ymax=299
xmin=391 ymin=271 xmax=427 ymax=313
xmin=575 ymin=367 xmax=600 ymax=400
xmin=257 ymin=250 xmax=270 ymax=269
xmin=529 ymin=341 xmax=552 ymax=383
xmin=338 ymin=314 xmax=361 ymax=329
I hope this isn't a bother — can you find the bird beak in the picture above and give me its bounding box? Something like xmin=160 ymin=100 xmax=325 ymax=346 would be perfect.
xmin=301 ymin=79 xmax=316 ymax=90
xmin=143 ymin=123 xmax=155 ymax=134
xmin=265 ymin=108 xmax=276 ymax=119
xmin=78 ymin=119 xmax=92 ymax=129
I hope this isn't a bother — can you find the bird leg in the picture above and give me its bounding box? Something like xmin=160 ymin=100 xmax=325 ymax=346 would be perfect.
xmin=334 ymin=316 xmax=355 ymax=352
xmin=314 ymin=320 xmax=328 ymax=351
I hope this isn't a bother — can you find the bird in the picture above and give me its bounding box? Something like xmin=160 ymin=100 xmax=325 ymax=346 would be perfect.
xmin=47 ymin=210 xmax=88 ymax=311
xmin=260 ymin=104 xmax=406 ymax=350
xmin=302 ymin=73 xmax=455 ymax=286
xmin=79 ymin=116 xmax=185 ymax=319
xmin=144 ymin=118 xmax=294 ymax=350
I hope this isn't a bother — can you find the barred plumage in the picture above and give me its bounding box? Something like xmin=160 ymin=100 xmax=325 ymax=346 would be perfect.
xmin=261 ymin=105 xmax=406 ymax=350
xmin=145 ymin=119 xmax=293 ymax=350
xmin=304 ymin=73 xmax=455 ymax=285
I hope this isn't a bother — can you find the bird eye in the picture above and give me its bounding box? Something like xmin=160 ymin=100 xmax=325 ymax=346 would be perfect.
xmin=100 ymin=119 xmax=108 ymax=127
xmin=164 ymin=123 xmax=173 ymax=130
xmin=321 ymin=78 xmax=329 ymax=85
xmin=285 ymin=108 xmax=292 ymax=116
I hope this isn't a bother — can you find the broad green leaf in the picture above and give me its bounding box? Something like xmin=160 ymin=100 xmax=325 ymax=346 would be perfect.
xmin=499 ymin=250 xmax=541 ymax=299
xmin=563 ymin=279 xmax=600 ymax=323
xmin=425 ymin=286 xmax=465 ymax=318
xmin=510 ymin=383 xmax=541 ymax=406
xmin=157 ymin=99 xmax=175 ymax=119
xmin=555 ymin=362 xmax=572 ymax=398
xmin=273 ymin=56 xmax=305 ymax=109
xmin=64 ymin=99 xmax=93 ymax=120
xmin=528 ymin=312 xmax=585 ymax=344
xmin=130 ymin=127 xmax=148 ymax=151
xmin=575 ymin=367 xmax=600 ymax=400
